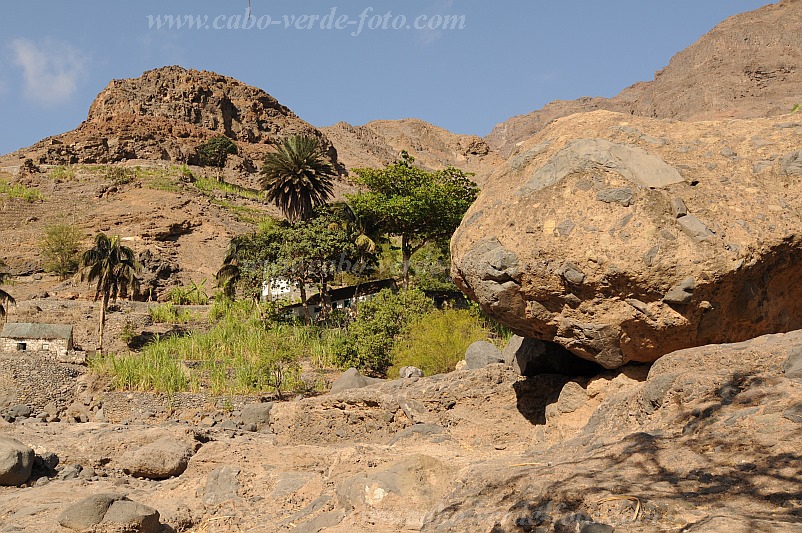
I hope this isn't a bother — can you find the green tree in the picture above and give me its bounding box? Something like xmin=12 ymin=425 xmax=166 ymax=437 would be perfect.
xmin=198 ymin=135 xmax=238 ymax=181
xmin=80 ymin=233 xmax=141 ymax=353
xmin=333 ymin=288 xmax=434 ymax=376
xmin=40 ymin=223 xmax=83 ymax=279
xmin=348 ymin=152 xmax=479 ymax=288
xmin=260 ymin=135 xmax=335 ymax=222
xmin=275 ymin=208 xmax=360 ymax=322
xmin=0 ymin=260 xmax=15 ymax=322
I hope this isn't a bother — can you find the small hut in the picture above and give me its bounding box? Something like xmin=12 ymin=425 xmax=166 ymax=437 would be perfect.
xmin=0 ymin=323 xmax=74 ymax=356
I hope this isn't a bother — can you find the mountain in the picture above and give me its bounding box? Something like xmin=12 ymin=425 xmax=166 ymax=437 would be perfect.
xmin=5 ymin=66 xmax=342 ymax=172
xmin=487 ymin=0 xmax=802 ymax=156
xmin=322 ymin=118 xmax=502 ymax=184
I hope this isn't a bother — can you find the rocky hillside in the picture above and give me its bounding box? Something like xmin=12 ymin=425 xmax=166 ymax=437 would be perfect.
xmin=2 ymin=66 xmax=341 ymax=171
xmin=486 ymin=0 xmax=802 ymax=156
xmin=322 ymin=118 xmax=502 ymax=184
xmin=1 ymin=331 xmax=801 ymax=531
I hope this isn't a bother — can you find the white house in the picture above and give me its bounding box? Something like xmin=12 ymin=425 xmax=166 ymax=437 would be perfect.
xmin=0 ymin=323 xmax=74 ymax=357
xmin=282 ymin=279 xmax=398 ymax=321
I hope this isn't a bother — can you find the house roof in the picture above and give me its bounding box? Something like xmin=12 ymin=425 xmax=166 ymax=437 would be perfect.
xmin=283 ymin=279 xmax=398 ymax=310
xmin=0 ymin=323 xmax=73 ymax=340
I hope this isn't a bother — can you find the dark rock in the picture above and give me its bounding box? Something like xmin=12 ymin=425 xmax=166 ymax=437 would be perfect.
xmin=399 ymin=366 xmax=424 ymax=379
xmin=671 ymin=198 xmax=688 ymax=218
xmin=503 ymin=335 xmax=604 ymax=376
xmin=34 ymin=451 xmax=59 ymax=471
xmin=465 ymin=341 xmax=504 ymax=370
xmin=59 ymin=493 xmax=160 ymax=533
xmin=581 ymin=524 xmax=615 ymax=533
xmin=0 ymin=437 xmax=34 ymax=486
xmin=204 ymin=466 xmax=240 ymax=505
xmin=241 ymin=402 xmax=274 ymax=432
xmin=559 ymin=262 xmax=586 ymax=285
xmin=121 ymin=437 xmax=194 ymax=479
xmin=330 ymin=368 xmax=384 ymax=395
xmin=596 ymin=187 xmax=634 ymax=207
xmin=59 ymin=494 xmax=121 ymax=530
xmin=677 ymin=215 xmax=715 ymax=242
xmin=783 ymin=404 xmax=802 ymax=423
xmin=663 ymin=277 xmax=696 ymax=305
xmin=557 ymin=382 xmax=588 ymax=414
xmin=783 ymin=346 xmax=802 ymax=381
xmin=388 ymin=424 xmax=446 ymax=446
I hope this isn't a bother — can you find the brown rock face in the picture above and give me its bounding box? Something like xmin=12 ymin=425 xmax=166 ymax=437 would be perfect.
xmin=17 ymin=66 xmax=341 ymax=170
xmin=487 ymin=0 xmax=802 ymax=156
xmin=322 ymin=118 xmax=502 ymax=185
xmin=452 ymin=110 xmax=802 ymax=368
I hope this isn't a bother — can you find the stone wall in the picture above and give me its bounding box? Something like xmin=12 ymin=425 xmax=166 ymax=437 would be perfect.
xmin=0 ymin=352 xmax=85 ymax=414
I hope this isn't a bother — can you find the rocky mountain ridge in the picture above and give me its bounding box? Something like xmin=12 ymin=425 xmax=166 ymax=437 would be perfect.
xmin=486 ymin=0 xmax=802 ymax=156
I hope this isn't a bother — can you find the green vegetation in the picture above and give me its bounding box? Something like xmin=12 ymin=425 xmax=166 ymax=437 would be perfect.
xmin=260 ymin=135 xmax=335 ymax=222
xmin=91 ymin=302 xmax=339 ymax=397
xmin=104 ymin=166 xmax=136 ymax=185
xmin=333 ymin=289 xmax=434 ymax=376
xmin=348 ymin=152 xmax=478 ymax=287
xmin=792 ymin=103 xmax=801 ymax=114
xmin=197 ymin=135 xmax=238 ymax=179
xmin=149 ymin=302 xmax=193 ymax=324
xmin=0 ymin=260 xmax=14 ymax=321
xmin=39 ymin=223 xmax=83 ymax=279
xmin=389 ymin=308 xmax=490 ymax=377
xmin=0 ymin=180 xmax=43 ymax=202
xmin=193 ymin=176 xmax=261 ymax=200
xmin=80 ymin=233 xmax=141 ymax=353
xmin=48 ymin=165 xmax=76 ymax=181
xmin=166 ymin=279 xmax=210 ymax=305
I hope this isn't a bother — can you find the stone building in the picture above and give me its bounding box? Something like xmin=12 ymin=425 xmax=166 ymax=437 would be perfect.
xmin=0 ymin=323 xmax=74 ymax=356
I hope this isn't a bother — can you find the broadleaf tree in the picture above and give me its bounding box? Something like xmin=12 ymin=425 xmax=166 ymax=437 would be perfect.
xmin=348 ymin=152 xmax=479 ymax=288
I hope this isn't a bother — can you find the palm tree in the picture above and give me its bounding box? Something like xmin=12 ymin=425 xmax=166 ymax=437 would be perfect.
xmin=216 ymin=237 xmax=243 ymax=300
xmin=0 ymin=260 xmax=15 ymax=322
xmin=260 ymin=135 xmax=335 ymax=222
xmin=80 ymin=233 xmax=140 ymax=353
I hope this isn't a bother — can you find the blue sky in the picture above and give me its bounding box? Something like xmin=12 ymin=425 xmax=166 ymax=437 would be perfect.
xmin=0 ymin=0 xmax=774 ymax=155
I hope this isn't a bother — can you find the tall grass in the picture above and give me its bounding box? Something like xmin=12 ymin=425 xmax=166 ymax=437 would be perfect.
xmin=94 ymin=301 xmax=345 ymax=397
xmin=193 ymin=177 xmax=262 ymax=200
xmin=149 ymin=302 xmax=193 ymax=324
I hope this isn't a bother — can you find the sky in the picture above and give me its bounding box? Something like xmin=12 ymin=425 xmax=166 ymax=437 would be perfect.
xmin=0 ymin=0 xmax=775 ymax=155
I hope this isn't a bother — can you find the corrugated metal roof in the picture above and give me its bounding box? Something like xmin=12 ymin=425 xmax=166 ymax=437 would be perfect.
xmin=0 ymin=323 xmax=73 ymax=340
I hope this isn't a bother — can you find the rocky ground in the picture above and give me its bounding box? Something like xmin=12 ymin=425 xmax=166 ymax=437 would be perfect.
xmin=0 ymin=331 xmax=800 ymax=532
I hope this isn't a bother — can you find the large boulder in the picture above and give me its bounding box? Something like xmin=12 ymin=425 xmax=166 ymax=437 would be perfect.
xmin=121 ymin=437 xmax=195 ymax=480
xmin=464 ymin=341 xmax=504 ymax=369
xmin=329 ymin=368 xmax=384 ymax=395
xmin=59 ymin=493 xmax=161 ymax=532
xmin=452 ymin=111 xmax=802 ymax=368
xmin=0 ymin=437 xmax=34 ymax=486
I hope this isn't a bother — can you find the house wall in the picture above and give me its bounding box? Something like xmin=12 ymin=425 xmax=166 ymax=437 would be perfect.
xmin=0 ymin=338 xmax=72 ymax=355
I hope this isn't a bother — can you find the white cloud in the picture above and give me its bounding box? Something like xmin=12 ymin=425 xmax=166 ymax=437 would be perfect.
xmin=9 ymin=38 xmax=88 ymax=106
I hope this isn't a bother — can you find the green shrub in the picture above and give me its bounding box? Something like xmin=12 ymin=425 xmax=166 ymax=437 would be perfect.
xmin=0 ymin=180 xmax=43 ymax=202
xmin=48 ymin=165 xmax=76 ymax=181
xmin=104 ymin=166 xmax=136 ymax=185
xmin=40 ymin=223 xmax=83 ymax=279
xmin=149 ymin=302 xmax=192 ymax=324
xmin=333 ymin=289 xmax=434 ymax=376
xmin=389 ymin=308 xmax=490 ymax=377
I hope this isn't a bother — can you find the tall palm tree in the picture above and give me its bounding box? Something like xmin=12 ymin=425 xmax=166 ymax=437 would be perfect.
xmin=80 ymin=233 xmax=140 ymax=353
xmin=0 ymin=260 xmax=15 ymax=322
xmin=260 ymin=135 xmax=335 ymax=222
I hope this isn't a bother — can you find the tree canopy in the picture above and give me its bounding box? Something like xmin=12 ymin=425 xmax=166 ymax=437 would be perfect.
xmin=348 ymin=152 xmax=479 ymax=288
